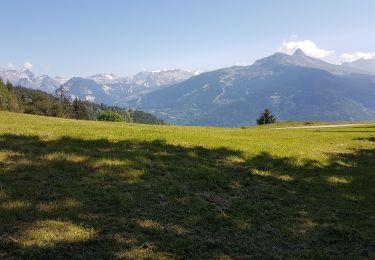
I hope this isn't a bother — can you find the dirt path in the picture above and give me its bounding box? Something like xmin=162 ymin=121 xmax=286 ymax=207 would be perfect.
xmin=274 ymin=123 xmax=369 ymax=130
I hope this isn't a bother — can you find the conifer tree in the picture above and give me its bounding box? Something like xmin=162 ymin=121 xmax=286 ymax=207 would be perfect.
xmin=256 ymin=108 xmax=277 ymax=125
xmin=54 ymin=85 xmax=71 ymax=117
xmin=0 ymin=79 xmax=11 ymax=110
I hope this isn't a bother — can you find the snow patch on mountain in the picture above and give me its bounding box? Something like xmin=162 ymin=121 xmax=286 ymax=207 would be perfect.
xmin=86 ymin=95 xmax=95 ymax=102
xmin=102 ymin=85 xmax=113 ymax=95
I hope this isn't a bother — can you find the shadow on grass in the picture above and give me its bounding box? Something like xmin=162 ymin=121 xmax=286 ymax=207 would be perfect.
xmin=313 ymin=125 xmax=375 ymax=133
xmin=0 ymin=134 xmax=374 ymax=258
xmin=358 ymin=137 xmax=375 ymax=142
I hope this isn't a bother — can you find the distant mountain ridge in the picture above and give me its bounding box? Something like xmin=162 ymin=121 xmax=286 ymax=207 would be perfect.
xmin=253 ymin=49 xmax=369 ymax=75
xmin=342 ymin=58 xmax=375 ymax=75
xmin=0 ymin=67 xmax=65 ymax=93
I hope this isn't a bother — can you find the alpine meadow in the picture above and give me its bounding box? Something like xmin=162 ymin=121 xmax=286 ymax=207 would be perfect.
xmin=2 ymin=0 xmax=375 ymax=259
xmin=0 ymin=111 xmax=374 ymax=258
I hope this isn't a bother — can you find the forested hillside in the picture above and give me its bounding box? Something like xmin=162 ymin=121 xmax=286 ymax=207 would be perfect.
xmin=0 ymin=79 xmax=164 ymax=124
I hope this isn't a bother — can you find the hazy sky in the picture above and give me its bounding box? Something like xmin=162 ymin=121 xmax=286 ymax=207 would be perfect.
xmin=1 ymin=0 xmax=374 ymax=77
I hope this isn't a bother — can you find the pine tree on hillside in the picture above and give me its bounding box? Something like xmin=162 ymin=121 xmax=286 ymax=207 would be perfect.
xmin=0 ymin=79 xmax=11 ymax=110
xmin=256 ymin=108 xmax=277 ymax=125
xmin=72 ymin=98 xmax=89 ymax=120
xmin=54 ymin=85 xmax=71 ymax=117
xmin=55 ymin=85 xmax=70 ymax=102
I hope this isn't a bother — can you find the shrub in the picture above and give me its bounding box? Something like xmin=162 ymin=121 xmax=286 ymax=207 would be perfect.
xmin=98 ymin=111 xmax=124 ymax=122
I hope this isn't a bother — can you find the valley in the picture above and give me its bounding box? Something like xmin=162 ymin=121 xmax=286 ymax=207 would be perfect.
xmin=2 ymin=50 xmax=375 ymax=127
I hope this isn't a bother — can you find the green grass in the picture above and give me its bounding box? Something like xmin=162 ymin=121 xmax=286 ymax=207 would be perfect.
xmin=0 ymin=111 xmax=375 ymax=259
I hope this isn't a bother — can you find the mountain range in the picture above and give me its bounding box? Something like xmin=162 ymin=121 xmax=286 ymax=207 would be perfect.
xmin=0 ymin=68 xmax=200 ymax=105
xmin=2 ymin=50 xmax=375 ymax=127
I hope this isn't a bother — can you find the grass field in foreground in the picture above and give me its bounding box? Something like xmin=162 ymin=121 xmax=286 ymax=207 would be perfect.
xmin=0 ymin=111 xmax=375 ymax=259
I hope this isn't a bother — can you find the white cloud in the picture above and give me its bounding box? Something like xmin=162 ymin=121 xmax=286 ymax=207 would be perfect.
xmin=341 ymin=52 xmax=375 ymax=62
xmin=23 ymin=62 xmax=33 ymax=70
xmin=279 ymin=40 xmax=335 ymax=59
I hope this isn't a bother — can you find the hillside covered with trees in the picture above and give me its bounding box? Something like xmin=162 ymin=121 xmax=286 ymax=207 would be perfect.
xmin=0 ymin=79 xmax=165 ymax=124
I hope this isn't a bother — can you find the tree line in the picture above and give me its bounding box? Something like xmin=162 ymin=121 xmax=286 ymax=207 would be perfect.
xmin=0 ymin=79 xmax=165 ymax=124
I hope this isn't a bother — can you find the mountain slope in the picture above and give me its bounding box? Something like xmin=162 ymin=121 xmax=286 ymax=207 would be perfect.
xmin=129 ymin=50 xmax=375 ymax=126
xmin=63 ymin=77 xmax=116 ymax=104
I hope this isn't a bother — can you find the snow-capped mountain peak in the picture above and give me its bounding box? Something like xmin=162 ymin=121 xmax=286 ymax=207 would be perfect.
xmin=86 ymin=73 xmax=122 ymax=84
xmin=54 ymin=76 xmax=69 ymax=85
xmin=132 ymin=69 xmax=200 ymax=87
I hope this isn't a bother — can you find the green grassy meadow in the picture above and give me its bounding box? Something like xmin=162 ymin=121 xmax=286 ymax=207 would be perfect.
xmin=0 ymin=111 xmax=375 ymax=259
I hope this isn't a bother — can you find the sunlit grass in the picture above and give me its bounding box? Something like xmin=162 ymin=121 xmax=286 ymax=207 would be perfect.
xmin=326 ymin=176 xmax=351 ymax=185
xmin=18 ymin=220 xmax=96 ymax=248
xmin=1 ymin=200 xmax=31 ymax=210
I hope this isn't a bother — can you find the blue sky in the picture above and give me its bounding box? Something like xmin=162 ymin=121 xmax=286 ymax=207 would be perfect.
xmin=1 ymin=0 xmax=374 ymax=77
